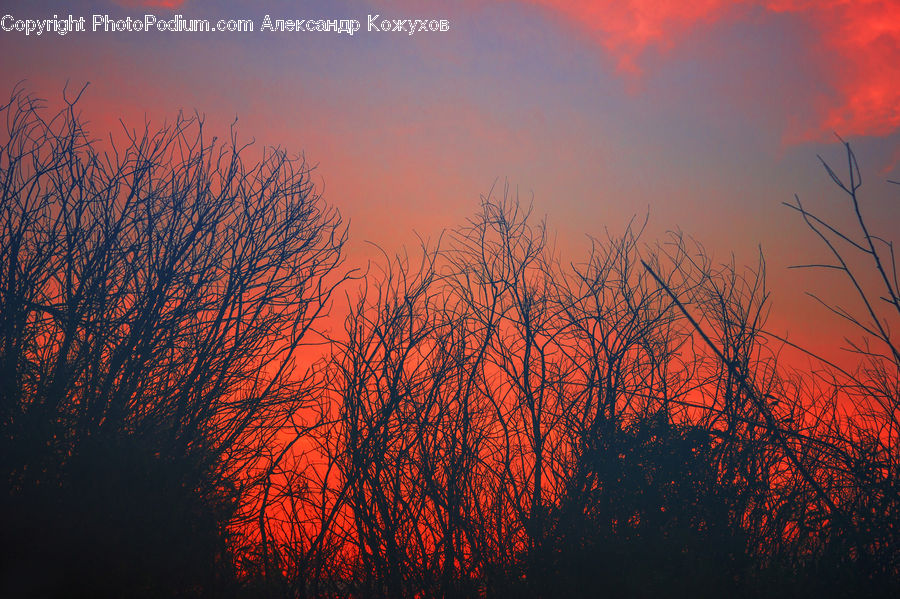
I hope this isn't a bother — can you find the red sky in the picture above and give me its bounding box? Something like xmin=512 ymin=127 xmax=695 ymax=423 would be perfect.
xmin=522 ymin=0 xmax=900 ymax=138
xmin=2 ymin=0 xmax=898 ymax=367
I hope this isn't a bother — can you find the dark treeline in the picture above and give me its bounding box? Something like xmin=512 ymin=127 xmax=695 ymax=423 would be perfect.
xmin=1 ymin=89 xmax=898 ymax=598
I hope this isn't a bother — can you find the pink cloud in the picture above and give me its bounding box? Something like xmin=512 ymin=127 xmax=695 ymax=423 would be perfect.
xmin=517 ymin=0 xmax=900 ymax=139
xmin=785 ymin=0 xmax=900 ymax=138
xmin=520 ymin=1 xmax=737 ymax=73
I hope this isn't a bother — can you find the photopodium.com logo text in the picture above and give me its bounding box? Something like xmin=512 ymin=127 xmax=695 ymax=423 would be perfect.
xmin=0 ymin=13 xmax=451 ymax=37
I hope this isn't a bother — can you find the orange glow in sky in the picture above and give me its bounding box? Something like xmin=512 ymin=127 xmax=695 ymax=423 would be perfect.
xmin=2 ymin=0 xmax=898 ymax=369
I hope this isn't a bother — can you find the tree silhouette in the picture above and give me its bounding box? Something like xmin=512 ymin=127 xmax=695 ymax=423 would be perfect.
xmin=0 ymin=87 xmax=347 ymax=597
xmin=1 ymin=86 xmax=898 ymax=597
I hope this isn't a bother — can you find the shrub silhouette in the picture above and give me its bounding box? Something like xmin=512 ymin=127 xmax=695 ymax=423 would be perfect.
xmin=1 ymin=88 xmax=898 ymax=597
xmin=540 ymin=414 xmax=749 ymax=599
xmin=0 ymin=87 xmax=346 ymax=597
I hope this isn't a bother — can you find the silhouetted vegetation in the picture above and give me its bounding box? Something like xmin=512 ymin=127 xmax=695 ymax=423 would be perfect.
xmin=1 ymin=88 xmax=897 ymax=597
xmin=0 ymin=87 xmax=347 ymax=597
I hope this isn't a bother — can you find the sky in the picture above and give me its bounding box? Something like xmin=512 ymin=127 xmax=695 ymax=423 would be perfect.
xmin=2 ymin=0 xmax=899 ymax=366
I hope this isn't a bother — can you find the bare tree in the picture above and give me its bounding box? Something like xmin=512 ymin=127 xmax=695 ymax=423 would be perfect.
xmin=4 ymin=84 xmax=897 ymax=598
xmin=0 ymin=86 xmax=347 ymax=597
xmin=783 ymin=140 xmax=900 ymax=584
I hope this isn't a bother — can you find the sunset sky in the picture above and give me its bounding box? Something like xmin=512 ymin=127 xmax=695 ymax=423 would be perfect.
xmin=3 ymin=0 xmax=899 ymax=364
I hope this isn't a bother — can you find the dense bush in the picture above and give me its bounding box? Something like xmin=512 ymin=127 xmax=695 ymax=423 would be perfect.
xmin=1 ymin=89 xmax=897 ymax=597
